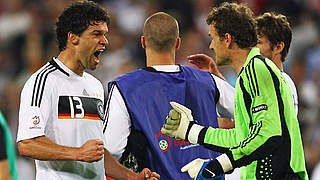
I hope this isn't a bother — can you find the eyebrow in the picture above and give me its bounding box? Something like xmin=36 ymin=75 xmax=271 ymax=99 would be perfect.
xmin=91 ymin=30 xmax=108 ymax=35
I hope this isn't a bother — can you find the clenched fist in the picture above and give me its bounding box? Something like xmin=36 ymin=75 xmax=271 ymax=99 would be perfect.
xmin=76 ymin=139 xmax=104 ymax=162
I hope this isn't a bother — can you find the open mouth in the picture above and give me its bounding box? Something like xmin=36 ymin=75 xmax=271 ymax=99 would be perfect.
xmin=94 ymin=50 xmax=103 ymax=59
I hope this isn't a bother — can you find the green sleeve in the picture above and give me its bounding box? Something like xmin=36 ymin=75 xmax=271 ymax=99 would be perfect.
xmin=0 ymin=111 xmax=18 ymax=180
xmin=203 ymin=127 xmax=238 ymax=149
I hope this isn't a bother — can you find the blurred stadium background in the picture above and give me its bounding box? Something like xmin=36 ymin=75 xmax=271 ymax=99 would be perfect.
xmin=0 ymin=0 xmax=319 ymax=179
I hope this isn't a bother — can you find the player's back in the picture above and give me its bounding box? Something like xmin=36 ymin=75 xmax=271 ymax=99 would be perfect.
xmin=109 ymin=65 xmax=222 ymax=179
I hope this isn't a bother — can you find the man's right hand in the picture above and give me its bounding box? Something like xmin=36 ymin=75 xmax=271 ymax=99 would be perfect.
xmin=161 ymin=102 xmax=204 ymax=144
xmin=161 ymin=102 xmax=193 ymax=141
xmin=76 ymin=139 xmax=104 ymax=162
xmin=187 ymin=54 xmax=225 ymax=81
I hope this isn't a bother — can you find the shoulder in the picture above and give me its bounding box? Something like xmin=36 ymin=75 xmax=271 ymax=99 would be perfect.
xmin=282 ymin=72 xmax=296 ymax=87
xmin=282 ymin=72 xmax=298 ymax=95
xmin=113 ymin=69 xmax=143 ymax=82
xmin=22 ymin=62 xmax=57 ymax=90
xmin=181 ymin=65 xmax=207 ymax=74
xmin=243 ymin=56 xmax=280 ymax=80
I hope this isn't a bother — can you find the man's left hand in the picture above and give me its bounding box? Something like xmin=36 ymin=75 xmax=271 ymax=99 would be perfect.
xmin=137 ymin=168 xmax=160 ymax=180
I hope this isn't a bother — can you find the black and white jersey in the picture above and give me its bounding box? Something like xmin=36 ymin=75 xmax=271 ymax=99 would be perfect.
xmin=17 ymin=58 xmax=106 ymax=180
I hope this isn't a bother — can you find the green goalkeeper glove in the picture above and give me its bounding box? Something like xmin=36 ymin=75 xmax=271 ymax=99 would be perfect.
xmin=161 ymin=102 xmax=204 ymax=144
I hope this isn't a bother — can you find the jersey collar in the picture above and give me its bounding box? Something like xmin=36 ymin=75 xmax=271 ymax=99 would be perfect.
xmin=151 ymin=65 xmax=180 ymax=72
xmin=244 ymin=48 xmax=260 ymax=67
xmin=53 ymin=57 xmax=83 ymax=78
xmin=143 ymin=65 xmax=181 ymax=73
xmin=239 ymin=47 xmax=261 ymax=75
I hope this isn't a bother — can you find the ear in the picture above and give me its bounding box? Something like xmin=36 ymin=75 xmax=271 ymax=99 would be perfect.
xmin=68 ymin=32 xmax=79 ymax=46
xmin=274 ymin=42 xmax=285 ymax=55
xmin=141 ymin=36 xmax=146 ymax=49
xmin=175 ymin=37 xmax=181 ymax=50
xmin=224 ymin=33 xmax=232 ymax=48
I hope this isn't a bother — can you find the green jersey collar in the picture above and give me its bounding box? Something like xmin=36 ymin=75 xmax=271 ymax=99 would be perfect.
xmin=244 ymin=47 xmax=260 ymax=67
xmin=239 ymin=48 xmax=261 ymax=75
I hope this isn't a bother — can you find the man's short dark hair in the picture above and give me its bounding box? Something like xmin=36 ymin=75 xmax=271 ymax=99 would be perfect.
xmin=56 ymin=0 xmax=110 ymax=51
xmin=206 ymin=2 xmax=258 ymax=49
xmin=143 ymin=12 xmax=179 ymax=52
xmin=256 ymin=12 xmax=292 ymax=62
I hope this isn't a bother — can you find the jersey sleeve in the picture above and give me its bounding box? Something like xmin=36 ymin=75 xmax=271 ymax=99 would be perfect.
xmin=0 ymin=124 xmax=6 ymax=160
xmin=103 ymin=83 xmax=131 ymax=160
xmin=211 ymin=75 xmax=235 ymax=119
xmin=16 ymin=74 xmax=53 ymax=142
xmin=201 ymin=58 xmax=284 ymax=168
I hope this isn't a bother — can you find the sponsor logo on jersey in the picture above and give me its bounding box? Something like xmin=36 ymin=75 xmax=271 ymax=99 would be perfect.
xmin=96 ymin=101 xmax=104 ymax=120
xmin=82 ymin=89 xmax=89 ymax=96
xmin=29 ymin=115 xmax=41 ymax=129
xmin=252 ymin=104 xmax=268 ymax=113
xmin=155 ymin=129 xmax=190 ymax=152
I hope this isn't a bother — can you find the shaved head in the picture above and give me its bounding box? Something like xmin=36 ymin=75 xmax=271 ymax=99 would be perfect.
xmin=143 ymin=12 xmax=179 ymax=52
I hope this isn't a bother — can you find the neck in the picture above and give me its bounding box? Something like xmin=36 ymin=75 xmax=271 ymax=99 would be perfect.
xmin=57 ymin=49 xmax=84 ymax=76
xmin=272 ymin=55 xmax=283 ymax=71
xmin=145 ymin=48 xmax=175 ymax=67
xmin=230 ymin=48 xmax=251 ymax=75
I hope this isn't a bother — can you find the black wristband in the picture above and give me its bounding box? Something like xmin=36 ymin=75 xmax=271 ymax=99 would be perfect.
xmin=202 ymin=159 xmax=224 ymax=178
xmin=185 ymin=121 xmax=195 ymax=141
xmin=198 ymin=127 xmax=208 ymax=145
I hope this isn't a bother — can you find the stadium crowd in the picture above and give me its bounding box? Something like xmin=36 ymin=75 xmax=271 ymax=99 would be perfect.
xmin=0 ymin=0 xmax=319 ymax=179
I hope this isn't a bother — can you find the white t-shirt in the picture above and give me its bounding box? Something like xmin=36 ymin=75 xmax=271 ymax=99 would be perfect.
xmin=282 ymin=72 xmax=298 ymax=115
xmin=104 ymin=65 xmax=235 ymax=160
xmin=17 ymin=58 xmax=106 ymax=180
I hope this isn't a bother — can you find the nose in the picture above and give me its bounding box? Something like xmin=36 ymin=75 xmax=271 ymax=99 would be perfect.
xmin=100 ymin=35 xmax=108 ymax=47
xmin=209 ymin=41 xmax=214 ymax=51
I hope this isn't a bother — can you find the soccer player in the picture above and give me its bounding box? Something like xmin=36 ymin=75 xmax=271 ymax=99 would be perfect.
xmin=16 ymin=1 xmax=159 ymax=180
xmin=161 ymin=2 xmax=308 ymax=180
xmin=188 ymin=12 xmax=299 ymax=128
xmin=188 ymin=12 xmax=299 ymax=180
xmin=256 ymin=12 xmax=298 ymax=115
xmin=104 ymin=12 xmax=234 ymax=179
xmin=0 ymin=111 xmax=18 ymax=180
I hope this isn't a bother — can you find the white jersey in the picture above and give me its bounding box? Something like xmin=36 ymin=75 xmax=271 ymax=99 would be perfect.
xmin=282 ymin=72 xmax=298 ymax=115
xmin=104 ymin=65 xmax=235 ymax=160
xmin=17 ymin=58 xmax=106 ymax=180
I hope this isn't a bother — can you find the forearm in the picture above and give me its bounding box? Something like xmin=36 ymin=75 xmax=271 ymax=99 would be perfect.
xmin=199 ymin=127 xmax=238 ymax=152
xmin=18 ymin=136 xmax=78 ymax=161
xmin=0 ymin=160 xmax=11 ymax=180
xmin=104 ymin=149 xmax=137 ymax=180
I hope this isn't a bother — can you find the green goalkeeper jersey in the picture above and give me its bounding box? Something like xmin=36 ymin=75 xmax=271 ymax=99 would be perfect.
xmin=199 ymin=48 xmax=308 ymax=180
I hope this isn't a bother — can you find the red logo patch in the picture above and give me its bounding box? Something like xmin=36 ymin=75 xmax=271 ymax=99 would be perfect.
xmin=29 ymin=116 xmax=41 ymax=129
xmin=155 ymin=129 xmax=190 ymax=152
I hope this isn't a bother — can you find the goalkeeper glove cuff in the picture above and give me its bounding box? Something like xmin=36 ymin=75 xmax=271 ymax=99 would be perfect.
xmin=186 ymin=122 xmax=204 ymax=144
xmin=201 ymin=154 xmax=233 ymax=178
